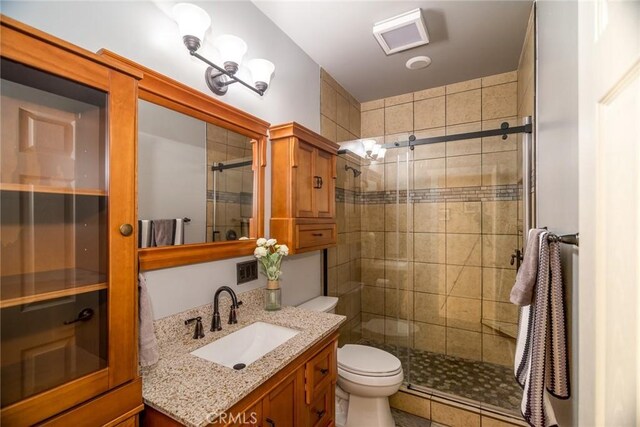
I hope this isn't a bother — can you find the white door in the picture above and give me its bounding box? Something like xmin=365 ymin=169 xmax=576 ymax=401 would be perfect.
xmin=578 ymin=1 xmax=640 ymax=426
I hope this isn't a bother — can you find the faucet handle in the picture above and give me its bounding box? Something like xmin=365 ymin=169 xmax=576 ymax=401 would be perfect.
xmin=185 ymin=316 xmax=205 ymax=339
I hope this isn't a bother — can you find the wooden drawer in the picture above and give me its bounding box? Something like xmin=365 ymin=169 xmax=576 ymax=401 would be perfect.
xmin=305 ymin=343 xmax=335 ymax=404
xmin=305 ymin=384 xmax=333 ymax=427
xmin=296 ymin=224 xmax=336 ymax=250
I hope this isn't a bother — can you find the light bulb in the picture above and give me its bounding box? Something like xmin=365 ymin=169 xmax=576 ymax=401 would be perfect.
xmin=362 ymin=139 xmax=376 ymax=155
xmin=248 ymin=59 xmax=275 ymax=92
xmin=215 ymin=35 xmax=247 ymax=70
xmin=377 ymin=148 xmax=387 ymax=159
xmin=371 ymin=144 xmax=381 ymax=158
xmin=172 ymin=3 xmax=211 ymax=52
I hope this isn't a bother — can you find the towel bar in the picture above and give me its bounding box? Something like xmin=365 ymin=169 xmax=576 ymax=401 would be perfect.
xmin=547 ymin=233 xmax=579 ymax=246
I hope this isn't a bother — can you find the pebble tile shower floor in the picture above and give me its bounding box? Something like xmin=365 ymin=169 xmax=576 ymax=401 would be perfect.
xmin=360 ymin=340 xmax=522 ymax=414
xmin=392 ymin=409 xmax=431 ymax=427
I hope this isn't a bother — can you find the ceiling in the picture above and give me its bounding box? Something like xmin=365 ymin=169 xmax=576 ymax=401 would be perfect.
xmin=253 ymin=1 xmax=533 ymax=102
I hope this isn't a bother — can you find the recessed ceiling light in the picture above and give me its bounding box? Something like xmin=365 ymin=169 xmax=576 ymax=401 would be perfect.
xmin=373 ymin=9 xmax=429 ymax=55
xmin=406 ymin=56 xmax=432 ymax=70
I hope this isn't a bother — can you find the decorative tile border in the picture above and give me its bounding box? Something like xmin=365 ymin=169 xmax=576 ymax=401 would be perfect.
xmin=206 ymin=190 xmax=253 ymax=204
xmin=336 ymin=185 xmax=521 ymax=204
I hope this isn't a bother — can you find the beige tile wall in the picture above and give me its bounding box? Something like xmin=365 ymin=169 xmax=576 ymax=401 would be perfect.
xmin=359 ymin=71 xmax=521 ymax=366
xmin=328 ymin=151 xmax=363 ymax=346
xmin=206 ymin=123 xmax=253 ymax=242
xmin=320 ymin=68 xmax=361 ymax=143
xmin=321 ymin=69 xmax=362 ymax=346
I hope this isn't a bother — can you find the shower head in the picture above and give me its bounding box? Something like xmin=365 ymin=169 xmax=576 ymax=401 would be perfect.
xmin=345 ymin=164 xmax=361 ymax=177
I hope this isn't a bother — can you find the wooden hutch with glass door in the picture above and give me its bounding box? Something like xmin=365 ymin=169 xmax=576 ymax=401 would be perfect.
xmin=0 ymin=16 xmax=143 ymax=426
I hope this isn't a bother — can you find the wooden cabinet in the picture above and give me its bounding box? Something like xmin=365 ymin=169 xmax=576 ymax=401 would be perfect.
xmin=0 ymin=15 xmax=142 ymax=425
xmin=142 ymin=332 xmax=338 ymax=427
xmin=305 ymin=342 xmax=336 ymax=404
xmin=305 ymin=384 xmax=333 ymax=427
xmin=270 ymin=122 xmax=339 ymax=254
xmin=229 ymin=333 xmax=338 ymax=427
xmin=261 ymin=369 xmax=301 ymax=427
xmin=228 ymin=401 xmax=262 ymax=427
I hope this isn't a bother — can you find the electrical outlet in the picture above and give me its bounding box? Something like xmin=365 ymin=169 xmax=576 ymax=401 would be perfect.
xmin=237 ymin=260 xmax=258 ymax=285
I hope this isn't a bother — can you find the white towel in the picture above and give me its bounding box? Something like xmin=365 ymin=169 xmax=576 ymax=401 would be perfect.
xmin=514 ymin=232 xmax=570 ymax=426
xmin=138 ymin=219 xmax=152 ymax=248
xmin=174 ymin=218 xmax=184 ymax=245
xmin=139 ymin=273 xmax=159 ymax=367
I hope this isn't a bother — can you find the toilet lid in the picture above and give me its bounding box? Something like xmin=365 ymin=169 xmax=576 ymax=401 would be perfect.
xmin=338 ymin=345 xmax=402 ymax=377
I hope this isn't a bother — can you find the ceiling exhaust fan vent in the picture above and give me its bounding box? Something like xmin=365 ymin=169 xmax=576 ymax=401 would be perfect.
xmin=373 ymin=9 xmax=429 ymax=55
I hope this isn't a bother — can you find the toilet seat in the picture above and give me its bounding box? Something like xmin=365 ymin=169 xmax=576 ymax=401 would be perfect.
xmin=338 ymin=345 xmax=402 ymax=376
xmin=338 ymin=366 xmax=404 ymax=387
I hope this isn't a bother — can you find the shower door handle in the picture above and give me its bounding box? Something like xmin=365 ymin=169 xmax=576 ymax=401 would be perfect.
xmin=510 ymin=249 xmax=523 ymax=270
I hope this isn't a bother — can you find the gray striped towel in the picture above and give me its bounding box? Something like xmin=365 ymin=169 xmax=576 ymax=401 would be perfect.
xmin=138 ymin=218 xmax=185 ymax=248
xmin=514 ymin=231 xmax=570 ymax=427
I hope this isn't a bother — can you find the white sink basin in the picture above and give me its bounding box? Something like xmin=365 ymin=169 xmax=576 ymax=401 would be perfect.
xmin=190 ymin=322 xmax=300 ymax=369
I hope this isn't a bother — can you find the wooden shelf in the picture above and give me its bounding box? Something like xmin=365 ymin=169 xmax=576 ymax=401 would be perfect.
xmin=0 ymin=268 xmax=107 ymax=309
xmin=0 ymin=183 xmax=106 ymax=196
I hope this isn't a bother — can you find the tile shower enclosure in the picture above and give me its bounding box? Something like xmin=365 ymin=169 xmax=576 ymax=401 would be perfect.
xmin=326 ymin=71 xmax=527 ymax=412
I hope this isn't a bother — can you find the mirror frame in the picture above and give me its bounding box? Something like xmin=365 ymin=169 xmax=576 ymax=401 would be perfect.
xmin=98 ymin=50 xmax=268 ymax=271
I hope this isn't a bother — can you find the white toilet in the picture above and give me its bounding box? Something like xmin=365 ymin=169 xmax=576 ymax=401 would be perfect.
xmin=298 ymin=296 xmax=404 ymax=427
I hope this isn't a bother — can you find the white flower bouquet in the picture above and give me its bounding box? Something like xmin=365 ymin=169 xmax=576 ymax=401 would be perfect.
xmin=253 ymin=238 xmax=289 ymax=281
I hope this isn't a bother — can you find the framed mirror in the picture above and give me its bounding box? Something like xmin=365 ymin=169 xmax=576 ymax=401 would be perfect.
xmin=99 ymin=50 xmax=268 ymax=271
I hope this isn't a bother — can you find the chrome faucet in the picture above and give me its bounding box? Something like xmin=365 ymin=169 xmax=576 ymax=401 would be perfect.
xmin=211 ymin=286 xmax=242 ymax=331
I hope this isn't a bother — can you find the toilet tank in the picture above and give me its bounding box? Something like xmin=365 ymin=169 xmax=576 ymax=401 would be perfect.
xmin=297 ymin=296 xmax=339 ymax=313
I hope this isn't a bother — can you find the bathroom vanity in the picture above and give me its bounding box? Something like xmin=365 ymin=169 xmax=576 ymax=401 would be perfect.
xmin=140 ymin=288 xmax=344 ymax=427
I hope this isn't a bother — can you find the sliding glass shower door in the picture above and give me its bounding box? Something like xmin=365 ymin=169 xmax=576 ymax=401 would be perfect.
xmin=337 ymin=114 xmax=531 ymax=415
xmin=391 ymin=126 xmax=525 ymax=415
xmin=385 ymin=142 xmax=413 ymax=378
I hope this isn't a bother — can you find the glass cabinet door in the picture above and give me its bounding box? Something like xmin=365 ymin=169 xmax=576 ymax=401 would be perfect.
xmin=0 ymin=58 xmax=109 ymax=407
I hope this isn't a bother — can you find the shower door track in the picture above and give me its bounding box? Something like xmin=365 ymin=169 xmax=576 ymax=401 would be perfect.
xmin=381 ymin=122 xmax=533 ymax=149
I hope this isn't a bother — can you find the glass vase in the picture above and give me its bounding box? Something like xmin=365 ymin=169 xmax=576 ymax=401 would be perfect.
xmin=264 ymin=280 xmax=281 ymax=311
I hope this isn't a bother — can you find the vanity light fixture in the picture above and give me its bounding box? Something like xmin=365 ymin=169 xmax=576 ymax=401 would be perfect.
xmin=172 ymin=3 xmax=275 ymax=96
xmin=362 ymin=139 xmax=384 ymax=160
xmin=371 ymin=144 xmax=381 ymax=158
xmin=362 ymin=139 xmax=377 ymax=156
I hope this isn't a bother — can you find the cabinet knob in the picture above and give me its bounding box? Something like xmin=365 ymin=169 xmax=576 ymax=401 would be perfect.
xmin=316 ymin=409 xmax=326 ymax=419
xmin=119 ymin=223 xmax=133 ymax=236
xmin=320 ymin=368 xmax=329 ymax=375
xmin=266 ymin=418 xmax=275 ymax=427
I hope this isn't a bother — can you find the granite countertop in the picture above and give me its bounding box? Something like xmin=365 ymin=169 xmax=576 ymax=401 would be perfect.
xmin=142 ymin=288 xmax=346 ymax=427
